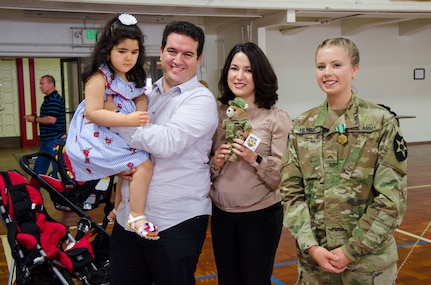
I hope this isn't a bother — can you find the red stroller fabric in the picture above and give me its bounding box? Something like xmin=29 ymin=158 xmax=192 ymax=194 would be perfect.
xmin=0 ymin=170 xmax=95 ymax=281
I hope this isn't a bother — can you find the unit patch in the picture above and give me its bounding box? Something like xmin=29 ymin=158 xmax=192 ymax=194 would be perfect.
xmin=393 ymin=133 xmax=407 ymax=162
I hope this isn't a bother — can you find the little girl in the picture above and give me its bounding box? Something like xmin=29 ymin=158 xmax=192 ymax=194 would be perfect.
xmin=66 ymin=13 xmax=158 ymax=240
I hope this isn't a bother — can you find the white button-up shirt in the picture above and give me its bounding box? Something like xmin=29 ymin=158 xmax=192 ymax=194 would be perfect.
xmin=112 ymin=76 xmax=218 ymax=231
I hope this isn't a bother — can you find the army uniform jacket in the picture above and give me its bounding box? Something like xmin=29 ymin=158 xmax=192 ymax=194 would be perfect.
xmin=280 ymin=94 xmax=407 ymax=272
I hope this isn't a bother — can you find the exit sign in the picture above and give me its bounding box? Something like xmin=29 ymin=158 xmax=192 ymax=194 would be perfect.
xmin=85 ymin=29 xmax=98 ymax=41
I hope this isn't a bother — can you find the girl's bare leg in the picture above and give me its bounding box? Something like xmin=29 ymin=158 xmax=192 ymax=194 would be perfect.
xmin=108 ymin=178 xmax=122 ymax=222
xmin=127 ymin=159 xmax=158 ymax=238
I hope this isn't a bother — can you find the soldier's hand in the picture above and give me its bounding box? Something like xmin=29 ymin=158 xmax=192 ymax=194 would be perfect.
xmin=308 ymin=245 xmax=346 ymax=273
xmin=329 ymin=247 xmax=352 ymax=269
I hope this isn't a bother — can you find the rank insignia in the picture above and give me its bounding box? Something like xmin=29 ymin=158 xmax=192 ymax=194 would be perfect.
xmin=393 ymin=133 xmax=407 ymax=162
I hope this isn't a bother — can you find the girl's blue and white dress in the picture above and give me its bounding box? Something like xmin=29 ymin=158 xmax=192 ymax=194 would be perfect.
xmin=66 ymin=65 xmax=150 ymax=181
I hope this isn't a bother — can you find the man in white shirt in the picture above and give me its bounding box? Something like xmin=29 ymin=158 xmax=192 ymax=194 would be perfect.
xmin=109 ymin=20 xmax=218 ymax=285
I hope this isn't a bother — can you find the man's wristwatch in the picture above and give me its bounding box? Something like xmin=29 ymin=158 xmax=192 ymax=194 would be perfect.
xmin=250 ymin=154 xmax=262 ymax=167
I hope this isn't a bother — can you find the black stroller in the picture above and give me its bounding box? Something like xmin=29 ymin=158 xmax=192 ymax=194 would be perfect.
xmin=0 ymin=138 xmax=114 ymax=285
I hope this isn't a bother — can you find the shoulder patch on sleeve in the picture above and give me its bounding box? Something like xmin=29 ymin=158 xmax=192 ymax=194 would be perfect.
xmin=393 ymin=133 xmax=407 ymax=162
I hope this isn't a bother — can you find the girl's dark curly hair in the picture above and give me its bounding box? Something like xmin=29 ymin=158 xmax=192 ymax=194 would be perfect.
xmin=218 ymin=42 xmax=278 ymax=109
xmin=82 ymin=14 xmax=147 ymax=88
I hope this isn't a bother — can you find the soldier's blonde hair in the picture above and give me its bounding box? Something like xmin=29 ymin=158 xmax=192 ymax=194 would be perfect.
xmin=316 ymin=37 xmax=360 ymax=67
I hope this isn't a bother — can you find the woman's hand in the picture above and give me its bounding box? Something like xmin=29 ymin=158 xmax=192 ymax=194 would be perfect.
xmin=212 ymin=144 xmax=230 ymax=170
xmin=232 ymin=138 xmax=258 ymax=165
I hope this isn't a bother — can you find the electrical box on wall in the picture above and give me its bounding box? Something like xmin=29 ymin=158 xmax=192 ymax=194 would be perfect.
xmin=413 ymin=68 xmax=425 ymax=80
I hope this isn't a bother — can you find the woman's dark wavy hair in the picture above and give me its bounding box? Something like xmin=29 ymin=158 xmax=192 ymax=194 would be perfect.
xmin=82 ymin=14 xmax=147 ymax=88
xmin=218 ymin=42 xmax=278 ymax=109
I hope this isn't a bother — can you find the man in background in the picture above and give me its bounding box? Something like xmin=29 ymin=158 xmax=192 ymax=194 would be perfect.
xmin=26 ymin=75 xmax=66 ymax=176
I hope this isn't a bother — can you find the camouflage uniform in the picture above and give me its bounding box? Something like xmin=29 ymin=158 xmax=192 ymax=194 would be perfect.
xmin=280 ymin=94 xmax=407 ymax=285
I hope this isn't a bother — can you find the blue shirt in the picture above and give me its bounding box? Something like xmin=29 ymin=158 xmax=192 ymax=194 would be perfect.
xmin=39 ymin=91 xmax=66 ymax=141
xmin=112 ymin=76 xmax=218 ymax=231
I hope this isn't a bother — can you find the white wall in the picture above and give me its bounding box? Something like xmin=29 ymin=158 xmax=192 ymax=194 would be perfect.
xmin=37 ymin=0 xmax=431 ymax=11
xmin=0 ymin=11 xmax=430 ymax=143
xmin=265 ymin=23 xmax=431 ymax=143
xmin=0 ymin=10 xmax=166 ymax=57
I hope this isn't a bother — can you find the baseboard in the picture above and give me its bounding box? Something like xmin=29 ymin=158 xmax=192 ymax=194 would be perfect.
xmin=407 ymin=141 xmax=431 ymax=146
xmin=0 ymin=137 xmax=21 ymax=148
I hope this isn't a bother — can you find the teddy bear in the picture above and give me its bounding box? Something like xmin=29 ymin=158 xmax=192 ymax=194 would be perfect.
xmin=222 ymin=97 xmax=253 ymax=161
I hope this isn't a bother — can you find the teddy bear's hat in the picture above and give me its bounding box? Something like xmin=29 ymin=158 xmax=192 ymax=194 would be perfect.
xmin=228 ymin=97 xmax=248 ymax=110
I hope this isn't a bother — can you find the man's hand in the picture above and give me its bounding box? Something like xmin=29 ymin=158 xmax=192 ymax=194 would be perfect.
xmin=104 ymin=95 xmax=118 ymax=112
xmin=118 ymin=168 xmax=136 ymax=181
xmin=25 ymin=113 xmax=36 ymax=123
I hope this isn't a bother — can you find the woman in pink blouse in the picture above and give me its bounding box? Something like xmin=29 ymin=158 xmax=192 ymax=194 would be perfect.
xmin=210 ymin=42 xmax=292 ymax=285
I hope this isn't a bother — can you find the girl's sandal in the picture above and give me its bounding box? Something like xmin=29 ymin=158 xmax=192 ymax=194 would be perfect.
xmin=107 ymin=209 xmax=117 ymax=223
xmin=126 ymin=214 xmax=160 ymax=240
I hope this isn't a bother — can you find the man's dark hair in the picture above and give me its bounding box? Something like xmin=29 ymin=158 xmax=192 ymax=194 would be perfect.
xmin=41 ymin=75 xmax=56 ymax=86
xmin=161 ymin=21 xmax=205 ymax=58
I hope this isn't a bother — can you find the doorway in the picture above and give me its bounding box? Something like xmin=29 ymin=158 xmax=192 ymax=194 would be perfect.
xmin=60 ymin=58 xmax=84 ymax=131
xmin=0 ymin=56 xmax=162 ymax=148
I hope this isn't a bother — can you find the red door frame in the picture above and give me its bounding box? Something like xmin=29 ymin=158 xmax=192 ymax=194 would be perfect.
xmin=17 ymin=58 xmax=38 ymax=148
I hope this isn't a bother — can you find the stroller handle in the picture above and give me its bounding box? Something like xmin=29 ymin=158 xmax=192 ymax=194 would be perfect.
xmin=19 ymin=152 xmax=110 ymax=237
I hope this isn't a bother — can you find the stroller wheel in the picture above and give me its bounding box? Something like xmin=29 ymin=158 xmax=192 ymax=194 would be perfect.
xmin=75 ymin=217 xmax=92 ymax=241
xmin=58 ymin=268 xmax=75 ymax=285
